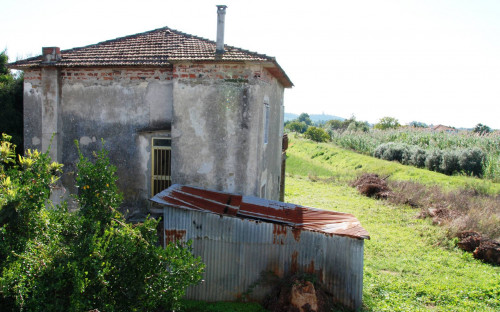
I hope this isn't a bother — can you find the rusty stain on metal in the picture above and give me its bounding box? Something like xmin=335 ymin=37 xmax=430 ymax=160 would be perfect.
xmin=151 ymin=184 xmax=370 ymax=240
xmin=291 ymin=251 xmax=299 ymax=273
xmin=273 ymin=224 xmax=287 ymax=245
xmin=306 ymin=260 xmax=315 ymax=274
xmin=292 ymin=228 xmax=301 ymax=242
xmin=153 ymin=184 xmax=368 ymax=310
xmin=164 ymin=229 xmax=186 ymax=245
xmin=161 ymin=202 xmax=365 ymax=310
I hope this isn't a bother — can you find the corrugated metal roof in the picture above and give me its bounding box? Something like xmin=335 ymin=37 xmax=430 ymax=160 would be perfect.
xmin=9 ymin=26 xmax=293 ymax=88
xmin=151 ymin=184 xmax=370 ymax=240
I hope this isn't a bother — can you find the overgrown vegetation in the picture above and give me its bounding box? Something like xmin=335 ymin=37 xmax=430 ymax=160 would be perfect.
xmin=329 ymin=128 xmax=500 ymax=181
xmin=0 ymin=51 xmax=23 ymax=155
xmin=287 ymin=137 xmax=500 ymax=243
xmin=285 ymin=137 xmax=500 ymax=311
xmin=0 ymin=135 xmax=204 ymax=311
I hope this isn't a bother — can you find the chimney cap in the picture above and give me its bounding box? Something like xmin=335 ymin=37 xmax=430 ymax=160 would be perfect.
xmin=216 ymin=5 xmax=227 ymax=10
xmin=41 ymin=47 xmax=61 ymax=63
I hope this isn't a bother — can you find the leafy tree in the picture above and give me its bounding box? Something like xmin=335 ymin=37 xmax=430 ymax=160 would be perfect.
xmin=0 ymin=51 xmax=23 ymax=155
xmin=346 ymin=120 xmax=369 ymax=132
xmin=473 ymin=123 xmax=491 ymax=135
xmin=374 ymin=116 xmax=400 ymax=130
xmin=285 ymin=121 xmax=308 ymax=133
xmin=0 ymin=135 xmax=204 ymax=311
xmin=304 ymin=126 xmax=330 ymax=142
xmin=325 ymin=116 xmax=369 ymax=133
xmin=297 ymin=113 xmax=312 ymax=126
xmin=409 ymin=121 xmax=428 ymax=128
xmin=325 ymin=119 xmax=344 ymax=131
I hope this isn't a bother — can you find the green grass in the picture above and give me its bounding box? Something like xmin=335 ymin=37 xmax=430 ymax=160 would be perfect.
xmin=181 ymin=138 xmax=500 ymax=311
xmin=285 ymin=177 xmax=499 ymax=311
xmin=287 ymin=137 xmax=500 ymax=195
xmin=180 ymin=300 xmax=267 ymax=312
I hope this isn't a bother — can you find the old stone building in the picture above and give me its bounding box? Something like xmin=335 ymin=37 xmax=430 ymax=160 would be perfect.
xmin=9 ymin=7 xmax=292 ymax=216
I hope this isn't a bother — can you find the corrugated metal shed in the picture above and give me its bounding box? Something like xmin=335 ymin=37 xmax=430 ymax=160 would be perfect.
xmin=151 ymin=184 xmax=369 ymax=311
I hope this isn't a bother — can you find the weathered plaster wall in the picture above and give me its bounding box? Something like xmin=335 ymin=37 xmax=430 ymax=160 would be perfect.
xmin=24 ymin=70 xmax=43 ymax=152
xmin=60 ymin=68 xmax=174 ymax=212
xmin=172 ymin=63 xmax=284 ymax=199
xmin=23 ymin=63 xmax=285 ymax=213
xmin=23 ymin=67 xmax=173 ymax=212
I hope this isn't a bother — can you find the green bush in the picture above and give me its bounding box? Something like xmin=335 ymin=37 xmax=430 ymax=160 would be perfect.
xmin=425 ymin=149 xmax=443 ymax=172
xmin=374 ymin=116 xmax=400 ymax=130
xmin=373 ymin=142 xmax=486 ymax=178
xmin=304 ymin=126 xmax=330 ymax=143
xmin=285 ymin=121 xmax=308 ymax=134
xmin=459 ymin=148 xmax=485 ymax=177
xmin=0 ymin=136 xmax=204 ymax=311
xmin=440 ymin=150 xmax=460 ymax=175
xmin=0 ymin=52 xmax=24 ymax=155
xmin=409 ymin=146 xmax=427 ymax=168
xmin=373 ymin=142 xmax=410 ymax=163
xmin=328 ymin=128 xmax=499 ymax=181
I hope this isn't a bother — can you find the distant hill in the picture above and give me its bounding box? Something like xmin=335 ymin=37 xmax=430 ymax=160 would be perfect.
xmin=284 ymin=113 xmax=345 ymax=123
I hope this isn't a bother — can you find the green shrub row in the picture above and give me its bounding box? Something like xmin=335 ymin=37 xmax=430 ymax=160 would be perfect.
xmin=373 ymin=142 xmax=486 ymax=177
xmin=329 ymin=129 xmax=499 ymax=180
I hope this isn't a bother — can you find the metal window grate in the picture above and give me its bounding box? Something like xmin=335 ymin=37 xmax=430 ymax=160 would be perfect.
xmin=152 ymin=138 xmax=171 ymax=196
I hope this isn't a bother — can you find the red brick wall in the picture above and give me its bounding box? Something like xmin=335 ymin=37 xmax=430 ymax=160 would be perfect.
xmin=24 ymin=64 xmax=275 ymax=85
xmin=61 ymin=68 xmax=174 ymax=82
xmin=24 ymin=70 xmax=42 ymax=88
xmin=173 ymin=63 xmax=274 ymax=84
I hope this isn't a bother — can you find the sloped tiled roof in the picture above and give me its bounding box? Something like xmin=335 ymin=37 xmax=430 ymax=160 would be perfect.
xmin=9 ymin=26 xmax=292 ymax=87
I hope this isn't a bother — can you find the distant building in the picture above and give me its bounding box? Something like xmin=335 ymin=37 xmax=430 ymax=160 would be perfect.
xmin=432 ymin=124 xmax=457 ymax=133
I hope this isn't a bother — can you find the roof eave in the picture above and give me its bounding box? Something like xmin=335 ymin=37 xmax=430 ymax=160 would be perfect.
xmin=264 ymin=60 xmax=293 ymax=88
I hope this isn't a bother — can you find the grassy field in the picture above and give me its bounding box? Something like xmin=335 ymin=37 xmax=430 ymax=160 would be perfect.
xmin=183 ymin=138 xmax=500 ymax=311
xmin=285 ymin=138 xmax=499 ymax=311
xmin=287 ymin=136 xmax=500 ymax=195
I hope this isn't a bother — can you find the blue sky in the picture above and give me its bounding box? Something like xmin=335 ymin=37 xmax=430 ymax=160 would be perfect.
xmin=2 ymin=0 xmax=500 ymax=128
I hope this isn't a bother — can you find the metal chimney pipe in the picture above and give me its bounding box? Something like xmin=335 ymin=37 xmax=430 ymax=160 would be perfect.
xmin=216 ymin=5 xmax=227 ymax=54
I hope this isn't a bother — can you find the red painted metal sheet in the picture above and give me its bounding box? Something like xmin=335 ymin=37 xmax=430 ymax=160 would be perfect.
xmin=151 ymin=184 xmax=370 ymax=240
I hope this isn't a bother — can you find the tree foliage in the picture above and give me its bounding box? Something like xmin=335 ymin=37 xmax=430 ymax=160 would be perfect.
xmin=473 ymin=123 xmax=492 ymax=135
xmin=0 ymin=51 xmax=23 ymax=155
xmin=304 ymin=126 xmax=330 ymax=143
xmin=297 ymin=113 xmax=312 ymax=126
xmin=374 ymin=116 xmax=400 ymax=130
xmin=409 ymin=121 xmax=428 ymax=128
xmin=285 ymin=121 xmax=308 ymax=133
xmin=324 ymin=116 xmax=369 ymax=133
xmin=0 ymin=135 xmax=204 ymax=311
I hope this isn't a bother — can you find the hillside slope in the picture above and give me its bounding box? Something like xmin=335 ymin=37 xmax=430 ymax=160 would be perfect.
xmin=285 ymin=138 xmax=500 ymax=311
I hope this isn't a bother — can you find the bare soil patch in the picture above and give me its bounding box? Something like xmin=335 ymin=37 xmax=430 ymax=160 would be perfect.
xmin=351 ymin=174 xmax=500 ymax=265
xmin=350 ymin=173 xmax=392 ymax=199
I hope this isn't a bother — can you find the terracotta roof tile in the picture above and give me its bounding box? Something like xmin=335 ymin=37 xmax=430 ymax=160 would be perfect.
xmin=9 ymin=26 xmax=292 ymax=87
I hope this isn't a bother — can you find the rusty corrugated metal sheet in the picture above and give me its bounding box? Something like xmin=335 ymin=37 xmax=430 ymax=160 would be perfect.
xmin=151 ymin=184 xmax=368 ymax=310
xmin=162 ymin=206 xmax=365 ymax=310
xmin=151 ymin=184 xmax=369 ymax=240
